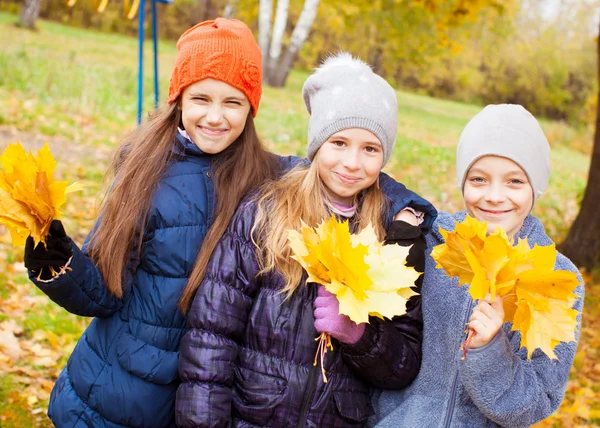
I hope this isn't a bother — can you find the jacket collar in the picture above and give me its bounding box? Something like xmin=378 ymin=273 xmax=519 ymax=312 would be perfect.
xmin=174 ymin=132 xmax=212 ymax=158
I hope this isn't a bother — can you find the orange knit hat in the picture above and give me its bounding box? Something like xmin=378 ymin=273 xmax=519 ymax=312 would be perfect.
xmin=168 ymin=18 xmax=262 ymax=116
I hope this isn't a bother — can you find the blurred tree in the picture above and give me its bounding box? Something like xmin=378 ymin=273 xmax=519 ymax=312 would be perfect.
xmin=560 ymin=15 xmax=600 ymax=270
xmin=474 ymin=0 xmax=597 ymax=122
xmin=258 ymin=0 xmax=513 ymax=88
xmin=223 ymin=0 xmax=237 ymax=17
xmin=260 ymin=0 xmax=320 ymax=87
xmin=264 ymin=0 xmax=289 ymax=80
xmin=18 ymin=0 xmax=42 ymax=29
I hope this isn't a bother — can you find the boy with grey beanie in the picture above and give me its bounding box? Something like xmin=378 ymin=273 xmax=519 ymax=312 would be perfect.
xmin=372 ymin=104 xmax=583 ymax=428
xmin=456 ymin=104 xmax=551 ymax=203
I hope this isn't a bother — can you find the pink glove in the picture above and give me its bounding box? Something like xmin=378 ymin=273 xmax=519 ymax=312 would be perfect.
xmin=313 ymin=286 xmax=366 ymax=345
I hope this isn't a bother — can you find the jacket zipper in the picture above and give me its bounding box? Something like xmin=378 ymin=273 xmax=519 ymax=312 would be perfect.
xmin=442 ymin=299 xmax=473 ymax=428
xmin=297 ymin=363 xmax=320 ymax=428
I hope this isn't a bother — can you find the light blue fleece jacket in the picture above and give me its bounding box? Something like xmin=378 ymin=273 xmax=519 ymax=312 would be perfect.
xmin=371 ymin=211 xmax=584 ymax=428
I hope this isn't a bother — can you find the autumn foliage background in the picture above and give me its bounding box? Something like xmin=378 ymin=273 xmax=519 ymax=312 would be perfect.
xmin=0 ymin=0 xmax=600 ymax=425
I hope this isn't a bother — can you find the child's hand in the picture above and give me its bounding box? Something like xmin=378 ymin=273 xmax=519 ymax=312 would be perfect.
xmin=467 ymin=294 xmax=504 ymax=349
xmin=24 ymin=220 xmax=73 ymax=280
xmin=393 ymin=209 xmax=420 ymax=226
xmin=314 ymin=286 xmax=365 ymax=345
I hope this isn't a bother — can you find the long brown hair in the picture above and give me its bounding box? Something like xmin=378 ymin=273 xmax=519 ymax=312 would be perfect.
xmin=251 ymin=155 xmax=388 ymax=298
xmin=89 ymin=102 xmax=278 ymax=304
xmin=88 ymin=102 xmax=181 ymax=298
xmin=178 ymin=114 xmax=279 ymax=311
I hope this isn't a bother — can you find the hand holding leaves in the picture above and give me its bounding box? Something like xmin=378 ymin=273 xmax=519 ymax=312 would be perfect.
xmin=431 ymin=215 xmax=580 ymax=359
xmin=467 ymin=294 xmax=505 ymax=349
xmin=314 ymin=286 xmax=365 ymax=345
xmin=24 ymin=219 xmax=73 ymax=280
xmin=288 ymin=216 xmax=419 ymax=382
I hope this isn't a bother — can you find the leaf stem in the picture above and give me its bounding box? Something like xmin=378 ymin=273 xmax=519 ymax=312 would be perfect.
xmin=461 ymin=328 xmax=476 ymax=360
xmin=313 ymin=332 xmax=333 ymax=383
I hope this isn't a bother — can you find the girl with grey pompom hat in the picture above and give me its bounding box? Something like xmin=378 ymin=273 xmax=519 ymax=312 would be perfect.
xmin=371 ymin=104 xmax=584 ymax=428
xmin=177 ymin=52 xmax=433 ymax=427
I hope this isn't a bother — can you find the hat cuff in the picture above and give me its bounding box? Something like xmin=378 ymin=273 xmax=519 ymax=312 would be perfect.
xmin=456 ymin=127 xmax=549 ymax=197
xmin=308 ymin=117 xmax=391 ymax=165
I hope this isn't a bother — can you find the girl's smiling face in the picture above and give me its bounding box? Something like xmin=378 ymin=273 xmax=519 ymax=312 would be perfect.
xmin=463 ymin=155 xmax=534 ymax=239
xmin=180 ymin=78 xmax=251 ymax=154
xmin=316 ymin=128 xmax=384 ymax=205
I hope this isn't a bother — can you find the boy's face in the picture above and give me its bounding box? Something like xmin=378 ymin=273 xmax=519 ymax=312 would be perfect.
xmin=463 ymin=156 xmax=534 ymax=239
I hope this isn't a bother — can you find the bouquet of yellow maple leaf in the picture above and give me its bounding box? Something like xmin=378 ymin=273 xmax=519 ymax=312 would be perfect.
xmin=431 ymin=215 xmax=580 ymax=360
xmin=0 ymin=142 xmax=82 ymax=247
xmin=287 ymin=216 xmax=420 ymax=382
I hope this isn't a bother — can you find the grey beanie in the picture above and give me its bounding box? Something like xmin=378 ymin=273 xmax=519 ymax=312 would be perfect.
xmin=456 ymin=104 xmax=551 ymax=201
xmin=302 ymin=52 xmax=398 ymax=166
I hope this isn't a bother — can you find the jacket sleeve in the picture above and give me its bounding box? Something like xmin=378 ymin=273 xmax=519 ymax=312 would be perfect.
xmin=378 ymin=172 xmax=437 ymax=233
xmin=341 ymin=221 xmax=425 ymax=389
xmin=274 ymin=154 xmax=307 ymax=176
xmin=176 ymin=204 xmax=260 ymax=428
xmin=459 ymin=259 xmax=584 ymax=427
xmin=27 ymin=225 xmax=126 ymax=318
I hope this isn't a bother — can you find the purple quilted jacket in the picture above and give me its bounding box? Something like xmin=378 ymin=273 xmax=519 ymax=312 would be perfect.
xmin=176 ymin=200 xmax=423 ymax=428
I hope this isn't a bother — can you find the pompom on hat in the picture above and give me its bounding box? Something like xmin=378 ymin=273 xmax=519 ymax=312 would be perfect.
xmin=456 ymin=104 xmax=551 ymax=203
xmin=168 ymin=18 xmax=263 ymax=116
xmin=302 ymin=52 xmax=399 ymax=166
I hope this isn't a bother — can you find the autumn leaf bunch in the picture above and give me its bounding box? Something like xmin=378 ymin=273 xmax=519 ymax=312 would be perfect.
xmin=288 ymin=216 xmax=420 ymax=325
xmin=0 ymin=142 xmax=81 ymax=247
xmin=431 ymin=215 xmax=580 ymax=359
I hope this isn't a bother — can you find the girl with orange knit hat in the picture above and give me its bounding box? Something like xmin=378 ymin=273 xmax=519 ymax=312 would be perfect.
xmin=22 ymin=20 xmax=435 ymax=427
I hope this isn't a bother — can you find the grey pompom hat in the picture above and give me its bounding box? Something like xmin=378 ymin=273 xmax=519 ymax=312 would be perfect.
xmin=302 ymin=52 xmax=398 ymax=166
xmin=456 ymin=104 xmax=551 ymax=202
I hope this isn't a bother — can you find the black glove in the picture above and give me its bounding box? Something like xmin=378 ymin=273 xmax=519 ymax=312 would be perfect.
xmin=385 ymin=220 xmax=426 ymax=272
xmin=24 ymin=220 xmax=73 ymax=279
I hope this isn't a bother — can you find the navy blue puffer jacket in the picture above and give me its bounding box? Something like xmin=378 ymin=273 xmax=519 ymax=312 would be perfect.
xmin=28 ymin=134 xmax=435 ymax=427
xmin=29 ymin=136 xmax=220 ymax=427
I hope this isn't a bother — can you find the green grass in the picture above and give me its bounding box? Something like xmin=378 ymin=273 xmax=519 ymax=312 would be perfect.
xmin=0 ymin=12 xmax=176 ymax=146
xmin=0 ymin=376 xmax=40 ymax=428
xmin=0 ymin=12 xmax=596 ymax=427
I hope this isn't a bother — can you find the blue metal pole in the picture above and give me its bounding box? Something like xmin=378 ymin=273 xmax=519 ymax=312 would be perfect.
xmin=137 ymin=0 xmax=146 ymax=124
xmin=152 ymin=0 xmax=159 ymax=109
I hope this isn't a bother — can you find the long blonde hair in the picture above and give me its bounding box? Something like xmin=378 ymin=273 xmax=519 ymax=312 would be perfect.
xmin=252 ymin=155 xmax=388 ymax=298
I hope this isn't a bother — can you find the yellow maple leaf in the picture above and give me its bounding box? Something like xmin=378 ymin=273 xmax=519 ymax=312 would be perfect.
xmin=454 ymin=214 xmax=488 ymax=244
xmin=0 ymin=142 xmax=82 ymax=246
xmin=431 ymin=230 xmax=475 ymax=285
xmin=511 ymin=266 xmax=580 ymax=358
xmin=467 ymin=230 xmax=515 ymax=300
xmin=364 ymin=243 xmax=419 ymax=320
xmin=431 ymin=215 xmax=581 ymax=360
xmin=287 ymin=216 xmax=419 ymax=324
xmin=512 ymin=296 xmax=578 ymax=359
xmin=288 ymin=220 xmax=332 ymax=285
xmin=431 ymin=215 xmax=488 ymax=287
